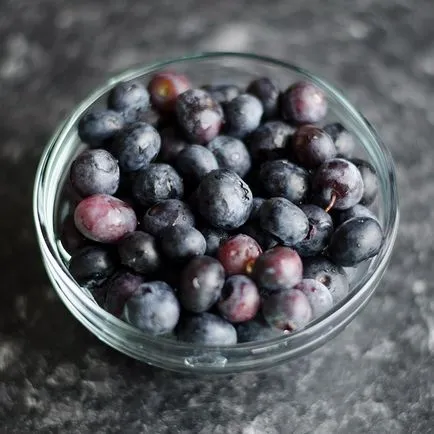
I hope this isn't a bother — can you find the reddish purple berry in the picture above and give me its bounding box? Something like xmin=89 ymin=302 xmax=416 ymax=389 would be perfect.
xmin=294 ymin=278 xmax=333 ymax=319
xmin=217 ymin=275 xmax=260 ymax=323
xmin=74 ymin=194 xmax=137 ymax=243
xmin=217 ymin=234 xmax=262 ymax=276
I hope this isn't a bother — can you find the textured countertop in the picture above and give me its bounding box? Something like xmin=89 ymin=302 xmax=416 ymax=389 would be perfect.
xmin=1 ymin=0 xmax=433 ymax=432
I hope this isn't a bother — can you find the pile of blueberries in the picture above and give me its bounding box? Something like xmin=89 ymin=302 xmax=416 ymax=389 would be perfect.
xmin=63 ymin=70 xmax=383 ymax=346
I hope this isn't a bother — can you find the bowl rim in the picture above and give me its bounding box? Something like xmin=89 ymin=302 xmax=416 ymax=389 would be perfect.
xmin=33 ymin=51 xmax=400 ymax=354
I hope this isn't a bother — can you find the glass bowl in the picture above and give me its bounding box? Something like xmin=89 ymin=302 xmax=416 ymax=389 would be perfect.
xmin=33 ymin=52 xmax=399 ymax=374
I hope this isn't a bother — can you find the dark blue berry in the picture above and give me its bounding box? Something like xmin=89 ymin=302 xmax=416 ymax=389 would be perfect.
xmin=332 ymin=204 xmax=378 ymax=227
xmin=70 ymin=149 xmax=119 ymax=197
xmin=179 ymin=256 xmax=225 ymax=313
xmin=240 ymin=222 xmax=279 ymax=251
xmin=294 ymin=278 xmax=333 ymax=319
xmin=247 ymin=121 xmax=294 ymax=162
xmin=206 ymin=136 xmax=251 ymax=178
xmin=133 ymin=163 xmax=183 ymax=207
xmin=200 ymin=227 xmax=229 ymax=256
xmin=303 ymin=256 xmax=349 ymax=302
xmin=202 ymin=84 xmax=240 ymax=104
xmin=259 ymin=160 xmax=310 ymax=204
xmin=252 ymin=246 xmax=303 ymax=293
xmin=176 ymin=89 xmax=223 ymax=143
xmin=281 ymin=81 xmax=327 ymax=125
xmin=312 ymin=158 xmax=364 ymax=210
xmin=236 ymin=318 xmax=282 ymax=343
xmin=328 ymin=217 xmax=383 ymax=267
xmin=294 ymin=204 xmax=333 ymax=256
xmin=292 ymin=125 xmax=336 ymax=169
xmin=246 ymin=77 xmax=280 ymax=119
xmin=351 ymin=158 xmax=379 ymax=205
xmin=323 ymin=122 xmax=356 ymax=158
xmin=176 ymin=312 xmax=237 ymax=346
xmin=158 ymin=127 xmax=189 ymax=164
xmin=78 ymin=110 xmax=125 ymax=147
xmin=262 ymin=288 xmax=312 ymax=332
xmin=103 ymin=271 xmax=145 ymax=317
xmin=160 ymin=226 xmax=207 ymax=262
xmin=118 ymin=231 xmax=161 ymax=275
xmin=224 ymin=94 xmax=263 ymax=138
xmin=197 ymin=169 xmax=253 ymax=230
xmin=108 ymin=80 xmax=150 ymax=123
xmin=259 ymin=197 xmax=309 ymax=246
xmin=142 ymin=199 xmax=195 ymax=236
xmin=111 ymin=122 xmax=161 ymax=172
xmin=175 ymin=145 xmax=219 ymax=183
xmin=69 ymin=246 xmax=116 ymax=288
xmin=122 ymin=281 xmax=180 ymax=334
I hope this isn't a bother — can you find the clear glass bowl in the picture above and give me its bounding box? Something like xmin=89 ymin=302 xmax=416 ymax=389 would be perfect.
xmin=33 ymin=52 xmax=399 ymax=374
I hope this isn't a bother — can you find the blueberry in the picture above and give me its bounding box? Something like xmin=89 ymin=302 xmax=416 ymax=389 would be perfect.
xmin=303 ymin=256 xmax=349 ymax=302
xmin=122 ymin=281 xmax=180 ymax=335
xmin=176 ymin=89 xmax=223 ymax=143
xmin=175 ymin=145 xmax=219 ymax=183
xmin=328 ymin=217 xmax=383 ymax=267
xmin=291 ymin=125 xmax=337 ymax=169
xmin=224 ymin=94 xmax=263 ymax=138
xmin=252 ymin=246 xmax=303 ymax=293
xmin=249 ymin=197 xmax=266 ymax=221
xmin=176 ymin=312 xmax=237 ymax=346
xmin=148 ymin=71 xmax=191 ymax=112
xmin=259 ymin=160 xmax=310 ymax=204
xmin=247 ymin=121 xmax=294 ymax=162
xmin=281 ymin=81 xmax=327 ymax=125
xmin=351 ymin=158 xmax=379 ymax=205
xmin=332 ymin=204 xmax=378 ymax=227
xmin=294 ymin=204 xmax=333 ymax=257
xmin=323 ymin=122 xmax=356 ymax=158
xmin=142 ymin=199 xmax=195 ymax=236
xmin=246 ymin=77 xmax=280 ymax=119
xmin=259 ymin=197 xmax=309 ymax=246
xmin=236 ymin=318 xmax=282 ymax=343
xmin=135 ymin=106 xmax=161 ymax=128
xmin=118 ymin=231 xmax=161 ymax=275
xmin=111 ymin=122 xmax=161 ymax=172
xmin=294 ymin=278 xmax=333 ymax=319
xmin=160 ymin=225 xmax=207 ymax=262
xmin=202 ymin=84 xmax=240 ymax=104
xmin=69 ymin=246 xmax=116 ymax=288
xmin=103 ymin=270 xmax=145 ymax=317
xmin=132 ymin=163 xmax=183 ymax=207
xmin=217 ymin=234 xmax=262 ymax=276
xmin=312 ymin=158 xmax=364 ymax=210
xmin=108 ymin=80 xmax=150 ymax=122
xmin=78 ymin=109 xmax=125 ymax=147
xmin=179 ymin=256 xmax=225 ymax=313
xmin=240 ymin=222 xmax=279 ymax=251
xmin=206 ymin=136 xmax=251 ymax=178
xmin=74 ymin=194 xmax=137 ymax=243
xmin=217 ymin=275 xmax=260 ymax=323
xmin=197 ymin=169 xmax=253 ymax=230
xmin=70 ymin=149 xmax=119 ymax=197
xmin=262 ymin=288 xmax=312 ymax=332
xmin=200 ymin=227 xmax=229 ymax=256
xmin=158 ymin=126 xmax=189 ymax=164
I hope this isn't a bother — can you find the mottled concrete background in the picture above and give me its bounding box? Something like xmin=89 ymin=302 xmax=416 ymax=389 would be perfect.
xmin=0 ymin=0 xmax=433 ymax=432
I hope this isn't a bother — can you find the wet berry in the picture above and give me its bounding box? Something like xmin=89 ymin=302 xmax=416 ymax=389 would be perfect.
xmin=332 ymin=204 xmax=379 ymax=227
xmin=179 ymin=256 xmax=225 ymax=313
xmin=281 ymin=81 xmax=327 ymax=125
xmin=252 ymin=246 xmax=303 ymax=293
xmin=294 ymin=278 xmax=333 ymax=319
xmin=201 ymin=227 xmax=229 ymax=256
xmin=176 ymin=145 xmax=219 ymax=183
xmin=246 ymin=77 xmax=280 ymax=119
xmin=351 ymin=158 xmax=379 ymax=205
xmin=74 ymin=194 xmax=137 ymax=243
xmin=217 ymin=234 xmax=262 ymax=276
xmin=323 ymin=122 xmax=356 ymax=158
xmin=224 ymin=94 xmax=263 ymax=138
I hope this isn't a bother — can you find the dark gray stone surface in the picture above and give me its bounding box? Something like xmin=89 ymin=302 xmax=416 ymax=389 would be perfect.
xmin=0 ymin=0 xmax=433 ymax=432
